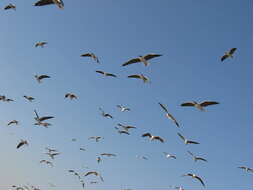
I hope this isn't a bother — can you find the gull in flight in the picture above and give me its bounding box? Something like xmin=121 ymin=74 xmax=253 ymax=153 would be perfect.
xmin=181 ymin=101 xmax=219 ymax=111
xmin=24 ymin=95 xmax=35 ymax=102
xmin=4 ymin=3 xmax=16 ymax=10
xmin=142 ymin=133 xmax=164 ymax=143
xmin=34 ymin=110 xmax=54 ymax=123
xmin=34 ymin=0 xmax=64 ymax=9
xmin=116 ymin=105 xmax=130 ymax=112
xmin=128 ymin=74 xmax=150 ymax=83
xmin=187 ymin=151 xmax=207 ymax=162
xmin=159 ymin=103 xmax=180 ymax=127
xmin=0 ymin=95 xmax=14 ymax=102
xmin=17 ymin=140 xmax=28 ymax=149
xmin=96 ymin=70 xmax=117 ymax=78
xmin=35 ymin=42 xmax=47 ymax=48
xmin=182 ymin=173 xmax=205 ymax=187
xmin=89 ymin=136 xmax=103 ymax=142
xmin=65 ymin=93 xmax=77 ymax=100
xmin=81 ymin=53 xmax=99 ymax=63
xmin=177 ymin=133 xmax=200 ymax=145
xmin=117 ymin=123 xmax=136 ymax=132
xmin=40 ymin=160 xmax=53 ymax=167
xmin=122 ymin=54 xmax=162 ymax=67
xmin=100 ymin=153 xmax=117 ymax=157
xmin=45 ymin=147 xmax=58 ymax=153
xmin=7 ymin=120 xmax=19 ymax=126
xmin=238 ymin=166 xmax=253 ymax=173
xmin=99 ymin=108 xmax=113 ymax=119
xmin=84 ymin=171 xmax=104 ymax=182
xmin=45 ymin=152 xmax=60 ymax=159
xmin=35 ymin=74 xmax=50 ymax=83
xmin=221 ymin=48 xmax=237 ymax=62
xmin=163 ymin=152 xmax=176 ymax=159
xmin=115 ymin=127 xmax=130 ymax=135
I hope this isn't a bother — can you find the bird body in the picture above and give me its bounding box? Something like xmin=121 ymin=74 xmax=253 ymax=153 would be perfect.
xmin=24 ymin=95 xmax=35 ymax=102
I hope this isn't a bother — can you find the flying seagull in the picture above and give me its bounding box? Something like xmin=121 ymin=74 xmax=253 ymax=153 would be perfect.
xmin=34 ymin=110 xmax=54 ymax=124
xmin=122 ymin=54 xmax=162 ymax=67
xmin=96 ymin=70 xmax=117 ymax=77
xmin=187 ymin=151 xmax=207 ymax=162
xmin=45 ymin=152 xmax=60 ymax=159
xmin=35 ymin=42 xmax=47 ymax=48
xmin=99 ymin=108 xmax=113 ymax=119
xmin=7 ymin=120 xmax=19 ymax=126
xmin=40 ymin=160 xmax=53 ymax=167
xmin=65 ymin=93 xmax=77 ymax=100
xmin=34 ymin=0 xmax=64 ymax=9
xmin=117 ymin=123 xmax=136 ymax=131
xmin=177 ymin=133 xmax=200 ymax=145
xmin=182 ymin=173 xmax=205 ymax=187
xmin=163 ymin=152 xmax=176 ymax=159
xmin=35 ymin=74 xmax=50 ymax=83
xmin=81 ymin=53 xmax=99 ymax=63
xmin=181 ymin=101 xmax=219 ymax=111
xmin=17 ymin=140 xmax=28 ymax=149
xmin=23 ymin=95 xmax=35 ymax=102
xmin=158 ymin=103 xmax=180 ymax=127
xmin=89 ymin=136 xmax=103 ymax=142
xmin=45 ymin=147 xmax=58 ymax=153
xmin=142 ymin=133 xmax=164 ymax=143
xmin=221 ymin=48 xmax=237 ymax=62
xmin=238 ymin=166 xmax=253 ymax=173
xmin=115 ymin=127 xmax=130 ymax=135
xmin=4 ymin=3 xmax=16 ymax=10
xmin=128 ymin=74 xmax=150 ymax=83
xmin=84 ymin=171 xmax=104 ymax=182
xmin=116 ymin=105 xmax=130 ymax=112
xmin=100 ymin=153 xmax=117 ymax=157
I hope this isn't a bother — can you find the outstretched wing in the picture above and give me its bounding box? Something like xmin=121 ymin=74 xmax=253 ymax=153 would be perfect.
xmin=221 ymin=54 xmax=229 ymax=62
xmin=143 ymin=54 xmax=162 ymax=61
xmin=96 ymin=70 xmax=105 ymax=75
xmin=34 ymin=0 xmax=54 ymax=6
xmin=229 ymin=48 xmax=237 ymax=55
xmin=39 ymin=116 xmax=54 ymax=121
xmin=158 ymin=102 xmax=168 ymax=113
xmin=122 ymin=58 xmax=141 ymax=66
xmin=188 ymin=140 xmax=200 ymax=145
xmin=107 ymin=73 xmax=117 ymax=77
xmin=200 ymin=101 xmax=219 ymax=107
xmin=167 ymin=112 xmax=180 ymax=127
xmin=154 ymin=136 xmax=164 ymax=143
xmin=142 ymin=133 xmax=151 ymax=138
xmin=128 ymin=75 xmax=141 ymax=79
xmin=196 ymin=157 xmax=208 ymax=162
xmin=181 ymin=102 xmax=195 ymax=107
xmin=187 ymin=151 xmax=194 ymax=157
xmin=195 ymin=176 xmax=205 ymax=187
xmin=177 ymin=133 xmax=185 ymax=141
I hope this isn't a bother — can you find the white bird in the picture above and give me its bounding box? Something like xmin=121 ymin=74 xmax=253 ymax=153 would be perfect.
xmin=142 ymin=133 xmax=164 ymax=143
xmin=158 ymin=103 xmax=180 ymax=127
xmin=89 ymin=136 xmax=103 ymax=142
xmin=7 ymin=120 xmax=19 ymax=126
xmin=96 ymin=70 xmax=117 ymax=77
xmin=17 ymin=140 xmax=28 ymax=149
xmin=34 ymin=74 xmax=50 ymax=83
xmin=122 ymin=54 xmax=162 ymax=67
xmin=35 ymin=42 xmax=47 ymax=48
xmin=163 ymin=152 xmax=176 ymax=159
xmin=187 ymin=151 xmax=207 ymax=162
xmin=24 ymin=95 xmax=35 ymax=102
xmin=238 ymin=166 xmax=253 ymax=173
xmin=45 ymin=152 xmax=60 ymax=159
xmin=65 ymin=93 xmax=77 ymax=100
xmin=34 ymin=0 xmax=64 ymax=9
xmin=84 ymin=171 xmax=104 ymax=182
xmin=116 ymin=105 xmax=130 ymax=112
xmin=40 ymin=160 xmax=53 ymax=167
xmin=182 ymin=173 xmax=205 ymax=187
xmin=4 ymin=3 xmax=16 ymax=10
xmin=136 ymin=155 xmax=148 ymax=160
xmin=117 ymin=123 xmax=136 ymax=131
xmin=177 ymin=133 xmax=200 ymax=145
xmin=99 ymin=108 xmax=113 ymax=119
xmin=181 ymin=101 xmax=219 ymax=111
xmin=100 ymin=153 xmax=117 ymax=157
xmin=128 ymin=74 xmax=150 ymax=83
xmin=81 ymin=53 xmax=99 ymax=63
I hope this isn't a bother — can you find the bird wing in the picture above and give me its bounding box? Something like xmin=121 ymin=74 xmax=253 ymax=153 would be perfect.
xmin=196 ymin=157 xmax=208 ymax=162
xmin=200 ymin=101 xmax=219 ymax=107
xmin=34 ymin=0 xmax=54 ymax=6
xmin=229 ymin=48 xmax=237 ymax=55
xmin=142 ymin=133 xmax=152 ymax=138
xmin=181 ymin=102 xmax=195 ymax=107
xmin=39 ymin=116 xmax=54 ymax=121
xmin=128 ymin=75 xmax=141 ymax=79
xmin=177 ymin=133 xmax=185 ymax=141
xmin=126 ymin=126 xmax=136 ymax=129
xmin=96 ymin=70 xmax=105 ymax=75
xmin=248 ymin=168 xmax=253 ymax=172
xmin=39 ymin=75 xmax=50 ymax=79
xmin=81 ymin=53 xmax=91 ymax=57
xmin=122 ymin=58 xmax=141 ymax=66
xmin=65 ymin=93 xmax=70 ymax=98
xmin=17 ymin=142 xmax=24 ymax=149
xmin=34 ymin=110 xmax=39 ymax=119
xmin=187 ymin=151 xmax=194 ymax=157
xmin=195 ymin=176 xmax=205 ymax=187
xmin=187 ymin=140 xmax=200 ymax=144
xmin=167 ymin=112 xmax=180 ymax=127
xmin=143 ymin=54 xmax=162 ymax=60
xmin=107 ymin=73 xmax=117 ymax=77
xmin=158 ymin=102 xmax=168 ymax=113
xmin=221 ymin=54 xmax=229 ymax=61
xmin=154 ymin=136 xmax=164 ymax=143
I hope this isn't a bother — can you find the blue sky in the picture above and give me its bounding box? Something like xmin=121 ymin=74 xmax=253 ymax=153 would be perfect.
xmin=0 ymin=0 xmax=253 ymax=189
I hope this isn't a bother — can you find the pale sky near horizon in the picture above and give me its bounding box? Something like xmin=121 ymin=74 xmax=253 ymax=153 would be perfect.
xmin=0 ymin=0 xmax=253 ymax=190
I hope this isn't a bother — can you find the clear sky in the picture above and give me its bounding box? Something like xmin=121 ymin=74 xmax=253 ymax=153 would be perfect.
xmin=1 ymin=0 xmax=253 ymax=189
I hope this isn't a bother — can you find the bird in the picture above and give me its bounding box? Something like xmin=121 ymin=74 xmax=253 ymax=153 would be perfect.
xmin=95 ymin=70 xmax=117 ymax=77
xmin=177 ymin=133 xmax=200 ymax=145
xmin=45 ymin=147 xmax=58 ymax=153
xmin=122 ymin=54 xmax=162 ymax=67
xmin=99 ymin=108 xmax=113 ymax=119
xmin=34 ymin=0 xmax=64 ymax=9
xmin=128 ymin=74 xmax=150 ymax=83
xmin=187 ymin=151 xmax=207 ymax=162
xmin=142 ymin=133 xmax=164 ymax=143
xmin=89 ymin=136 xmax=103 ymax=142
xmin=7 ymin=120 xmax=19 ymax=126
xmin=221 ymin=48 xmax=237 ymax=62
xmin=23 ymin=96 xmax=35 ymax=102
xmin=34 ymin=75 xmax=50 ymax=83
xmin=116 ymin=129 xmax=130 ymax=135
xmin=238 ymin=166 xmax=253 ymax=173
xmin=84 ymin=171 xmax=104 ymax=182
xmin=4 ymin=3 xmax=16 ymax=10
xmin=0 ymin=95 xmax=14 ymax=102
xmin=65 ymin=93 xmax=77 ymax=100
xmin=181 ymin=101 xmax=219 ymax=111
xmin=40 ymin=160 xmax=53 ymax=167
xmin=45 ymin=152 xmax=60 ymax=159
xmin=80 ymin=148 xmax=86 ymax=151
xmin=17 ymin=140 xmax=28 ymax=149
xmin=34 ymin=110 xmax=54 ymax=123
xmin=163 ymin=152 xmax=176 ymax=159
xmin=117 ymin=123 xmax=136 ymax=131
xmin=116 ymin=105 xmax=130 ymax=112
xmin=35 ymin=42 xmax=47 ymax=48
xmin=100 ymin=153 xmax=117 ymax=157
xmin=182 ymin=173 xmax=205 ymax=187
xmin=81 ymin=53 xmax=99 ymax=63
xmin=158 ymin=103 xmax=180 ymax=127
xmin=136 ymin=155 xmax=148 ymax=160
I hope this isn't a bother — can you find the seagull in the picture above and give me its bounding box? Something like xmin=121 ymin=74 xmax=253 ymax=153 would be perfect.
xmin=182 ymin=173 xmax=205 ymax=187
xmin=221 ymin=48 xmax=237 ymax=62
xmin=45 ymin=152 xmax=60 ymax=159
xmin=4 ymin=3 xmax=16 ymax=10
xmin=24 ymin=96 xmax=35 ymax=102
xmin=238 ymin=166 xmax=253 ymax=173
xmin=122 ymin=54 xmax=162 ymax=67
xmin=35 ymin=42 xmax=47 ymax=48
xmin=99 ymin=108 xmax=113 ymax=119
xmin=128 ymin=74 xmax=150 ymax=83
xmin=17 ymin=140 xmax=28 ymax=149
xmin=81 ymin=53 xmax=99 ymax=63
xmin=116 ymin=105 xmax=130 ymax=112
xmin=187 ymin=151 xmax=207 ymax=162
xmin=84 ymin=171 xmax=104 ymax=182
xmin=68 ymin=170 xmax=81 ymax=180
xmin=96 ymin=70 xmax=117 ymax=77
xmin=40 ymin=160 xmax=53 ymax=167
xmin=34 ymin=75 xmax=50 ymax=83
xmin=65 ymin=93 xmax=77 ymax=100
xmin=177 ymin=133 xmax=200 ymax=145
xmin=115 ymin=127 xmax=130 ymax=135
xmin=142 ymin=133 xmax=164 ymax=143
xmin=181 ymin=101 xmax=219 ymax=111
xmin=34 ymin=110 xmax=54 ymax=123
xmin=117 ymin=123 xmax=136 ymax=131
xmin=0 ymin=95 xmax=14 ymax=102
xmin=34 ymin=0 xmax=64 ymax=9
xmin=163 ymin=152 xmax=176 ymax=159
xmin=7 ymin=120 xmax=19 ymax=126
xmin=158 ymin=103 xmax=180 ymax=127
xmin=45 ymin=147 xmax=58 ymax=153
xmin=89 ymin=136 xmax=103 ymax=142
xmin=100 ymin=153 xmax=117 ymax=157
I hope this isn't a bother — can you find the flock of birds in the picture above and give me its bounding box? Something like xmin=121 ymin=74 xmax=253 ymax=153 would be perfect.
xmin=2 ymin=1 xmax=251 ymax=190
